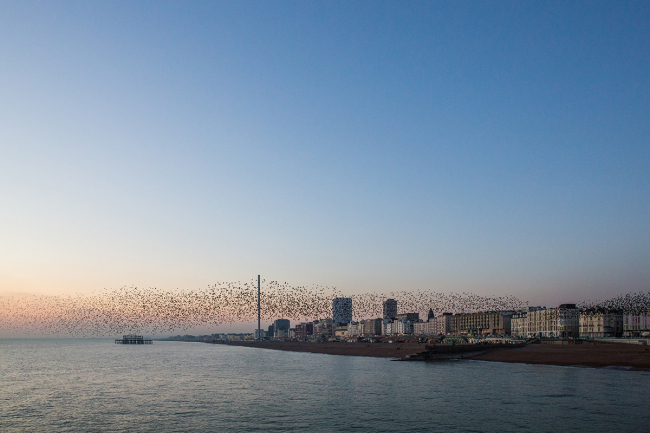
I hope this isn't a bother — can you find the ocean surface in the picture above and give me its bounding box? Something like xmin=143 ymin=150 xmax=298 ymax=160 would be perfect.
xmin=1 ymin=339 xmax=649 ymax=432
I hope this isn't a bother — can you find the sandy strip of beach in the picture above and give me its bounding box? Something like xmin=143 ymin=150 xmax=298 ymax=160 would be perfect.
xmin=469 ymin=342 xmax=650 ymax=369
xmin=221 ymin=340 xmax=426 ymax=358
xmin=221 ymin=340 xmax=650 ymax=369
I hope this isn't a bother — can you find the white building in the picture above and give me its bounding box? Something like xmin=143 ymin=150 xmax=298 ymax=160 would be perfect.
xmin=511 ymin=312 xmax=528 ymax=338
xmin=436 ymin=313 xmax=452 ymax=335
xmin=348 ymin=322 xmax=361 ymax=337
xmin=382 ymin=320 xmax=394 ymax=336
xmin=579 ymin=308 xmax=623 ymax=338
xmin=413 ymin=321 xmax=427 ymax=336
xmin=623 ymin=311 xmax=650 ymax=336
xmin=393 ymin=318 xmax=413 ymax=335
xmin=511 ymin=305 xmax=579 ymax=338
xmin=413 ymin=320 xmax=438 ymax=336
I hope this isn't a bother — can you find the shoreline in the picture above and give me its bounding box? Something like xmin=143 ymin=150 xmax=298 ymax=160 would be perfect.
xmin=469 ymin=342 xmax=650 ymax=370
xmin=219 ymin=340 xmax=650 ymax=370
xmin=221 ymin=340 xmax=427 ymax=359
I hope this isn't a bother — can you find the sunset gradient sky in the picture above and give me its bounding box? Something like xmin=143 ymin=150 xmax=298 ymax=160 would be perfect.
xmin=2 ymin=1 xmax=649 ymax=309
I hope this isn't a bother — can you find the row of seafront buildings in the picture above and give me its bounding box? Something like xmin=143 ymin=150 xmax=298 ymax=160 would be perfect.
xmin=260 ymin=298 xmax=650 ymax=340
xmin=512 ymin=304 xmax=650 ymax=338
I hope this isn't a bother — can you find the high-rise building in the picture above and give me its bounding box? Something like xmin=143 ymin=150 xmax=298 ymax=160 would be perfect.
xmin=273 ymin=319 xmax=290 ymax=337
xmin=332 ymin=297 xmax=353 ymax=325
xmin=383 ymin=299 xmax=397 ymax=320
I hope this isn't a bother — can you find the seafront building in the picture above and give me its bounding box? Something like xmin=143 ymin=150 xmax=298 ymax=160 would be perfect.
xmin=579 ymin=308 xmax=623 ymax=338
xmin=382 ymin=320 xmax=394 ymax=336
xmin=294 ymin=322 xmax=313 ymax=340
xmin=510 ymin=312 xmax=528 ymax=337
xmin=361 ymin=318 xmax=382 ymax=336
xmin=334 ymin=325 xmax=349 ymax=338
xmin=511 ymin=305 xmax=579 ymax=338
xmin=313 ymin=318 xmax=333 ymax=339
xmin=392 ymin=318 xmax=414 ymax=335
xmin=436 ymin=313 xmax=452 ymax=335
xmin=383 ymin=299 xmax=397 ymax=320
xmin=348 ymin=321 xmax=360 ymax=336
xmin=412 ymin=311 xmax=511 ymax=336
xmin=447 ymin=311 xmax=513 ymax=335
xmin=413 ymin=315 xmax=434 ymax=336
xmin=623 ymin=311 xmax=650 ymax=336
xmin=332 ymin=297 xmax=353 ymax=325
xmin=413 ymin=312 xmax=452 ymax=336
xmin=260 ymin=298 xmax=650 ymax=341
xmin=381 ymin=313 xmax=419 ymax=336
xmin=271 ymin=319 xmax=291 ymax=338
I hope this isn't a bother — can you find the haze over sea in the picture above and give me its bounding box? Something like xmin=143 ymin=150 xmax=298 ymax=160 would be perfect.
xmin=2 ymin=339 xmax=649 ymax=432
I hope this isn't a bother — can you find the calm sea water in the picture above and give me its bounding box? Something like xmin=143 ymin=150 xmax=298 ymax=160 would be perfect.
xmin=1 ymin=338 xmax=649 ymax=432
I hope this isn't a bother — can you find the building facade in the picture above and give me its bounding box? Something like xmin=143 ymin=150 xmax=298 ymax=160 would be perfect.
xmin=348 ymin=321 xmax=361 ymax=337
xmin=510 ymin=312 xmax=528 ymax=338
xmin=361 ymin=318 xmax=382 ymax=336
xmin=383 ymin=299 xmax=397 ymax=320
xmin=512 ymin=305 xmax=579 ymax=338
xmin=436 ymin=313 xmax=452 ymax=335
xmin=312 ymin=318 xmax=333 ymax=339
xmin=579 ymin=308 xmax=623 ymax=338
xmin=273 ymin=319 xmax=291 ymax=338
xmin=382 ymin=320 xmax=393 ymax=336
xmin=332 ymin=297 xmax=353 ymax=325
xmin=448 ymin=311 xmax=513 ymax=335
xmin=294 ymin=322 xmax=314 ymax=340
xmin=392 ymin=318 xmax=414 ymax=335
xmin=623 ymin=311 xmax=650 ymax=336
xmin=334 ymin=325 xmax=349 ymax=338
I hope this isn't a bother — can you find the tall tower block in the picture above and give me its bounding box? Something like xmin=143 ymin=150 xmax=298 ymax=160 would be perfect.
xmin=383 ymin=299 xmax=397 ymax=320
xmin=332 ymin=297 xmax=353 ymax=325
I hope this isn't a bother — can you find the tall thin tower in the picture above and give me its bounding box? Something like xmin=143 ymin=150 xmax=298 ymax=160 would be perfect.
xmin=257 ymin=275 xmax=261 ymax=341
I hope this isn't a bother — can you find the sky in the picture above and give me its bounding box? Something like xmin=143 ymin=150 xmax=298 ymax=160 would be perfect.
xmin=2 ymin=1 xmax=649 ymax=316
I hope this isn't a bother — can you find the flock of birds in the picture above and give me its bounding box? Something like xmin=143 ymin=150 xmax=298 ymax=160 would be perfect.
xmin=578 ymin=291 xmax=650 ymax=315
xmin=1 ymin=279 xmax=648 ymax=336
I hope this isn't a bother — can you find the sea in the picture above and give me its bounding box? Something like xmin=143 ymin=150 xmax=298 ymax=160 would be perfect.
xmin=1 ymin=338 xmax=649 ymax=433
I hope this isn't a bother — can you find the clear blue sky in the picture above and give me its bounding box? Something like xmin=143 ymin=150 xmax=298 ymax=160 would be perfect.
xmin=1 ymin=1 xmax=649 ymax=307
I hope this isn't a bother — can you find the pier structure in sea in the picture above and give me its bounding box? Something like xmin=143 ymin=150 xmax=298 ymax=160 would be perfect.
xmin=115 ymin=334 xmax=152 ymax=344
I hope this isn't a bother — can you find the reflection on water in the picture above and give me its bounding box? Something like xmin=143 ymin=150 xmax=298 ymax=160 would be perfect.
xmin=1 ymin=339 xmax=649 ymax=432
